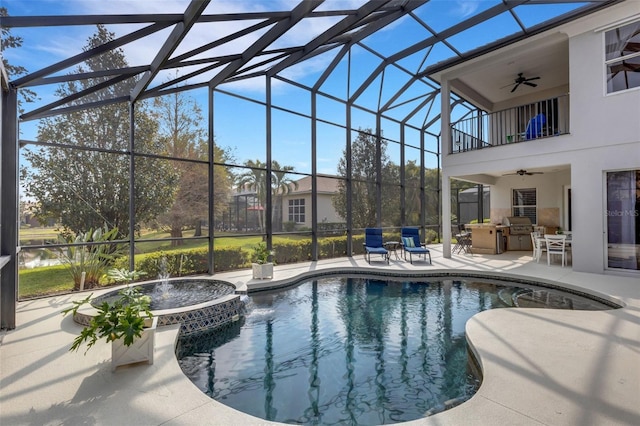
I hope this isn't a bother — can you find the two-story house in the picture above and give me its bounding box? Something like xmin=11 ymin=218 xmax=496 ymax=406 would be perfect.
xmin=437 ymin=1 xmax=639 ymax=275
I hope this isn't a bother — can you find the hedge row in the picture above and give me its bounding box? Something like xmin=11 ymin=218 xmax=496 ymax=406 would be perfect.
xmin=113 ymin=246 xmax=248 ymax=278
xmin=112 ymin=231 xmax=437 ymax=278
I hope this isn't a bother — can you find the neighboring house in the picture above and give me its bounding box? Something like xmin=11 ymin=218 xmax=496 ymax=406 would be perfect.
xmin=437 ymin=1 xmax=640 ymax=274
xmin=281 ymin=176 xmax=344 ymax=230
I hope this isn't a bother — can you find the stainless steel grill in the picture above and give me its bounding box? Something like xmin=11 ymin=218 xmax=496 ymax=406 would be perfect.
xmin=502 ymin=216 xmax=533 ymax=235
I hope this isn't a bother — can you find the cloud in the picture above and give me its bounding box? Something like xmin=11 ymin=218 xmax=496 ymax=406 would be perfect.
xmin=10 ymin=0 xmax=366 ymax=96
xmin=454 ymin=0 xmax=480 ymax=19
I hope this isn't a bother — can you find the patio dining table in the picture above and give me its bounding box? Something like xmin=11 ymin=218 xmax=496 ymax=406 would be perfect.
xmin=536 ymin=233 xmax=572 ymax=247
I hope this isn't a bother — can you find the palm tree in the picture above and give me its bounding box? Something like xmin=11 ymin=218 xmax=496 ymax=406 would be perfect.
xmin=236 ymin=160 xmax=268 ymax=232
xmin=271 ymin=161 xmax=298 ymax=231
xmin=236 ymin=160 xmax=298 ymax=233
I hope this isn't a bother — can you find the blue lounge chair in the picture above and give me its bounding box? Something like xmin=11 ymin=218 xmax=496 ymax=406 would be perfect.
xmin=525 ymin=113 xmax=546 ymax=140
xmin=364 ymin=228 xmax=389 ymax=264
xmin=400 ymin=227 xmax=431 ymax=264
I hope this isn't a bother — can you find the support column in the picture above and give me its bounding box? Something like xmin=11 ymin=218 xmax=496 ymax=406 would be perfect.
xmin=311 ymin=91 xmax=318 ymax=260
xmin=265 ymin=77 xmax=273 ymax=249
xmin=442 ymin=174 xmax=452 ymax=258
xmin=1 ymin=88 xmax=18 ymax=329
xmin=208 ymin=87 xmax=215 ymax=274
xmin=128 ymin=102 xmax=135 ymax=271
xmin=441 ymin=79 xmax=452 ymax=258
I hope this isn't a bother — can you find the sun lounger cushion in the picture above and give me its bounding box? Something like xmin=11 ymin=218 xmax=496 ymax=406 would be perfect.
xmin=401 ymin=237 xmax=415 ymax=248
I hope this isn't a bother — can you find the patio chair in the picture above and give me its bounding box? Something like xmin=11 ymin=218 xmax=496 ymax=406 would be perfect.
xmin=525 ymin=113 xmax=546 ymax=140
xmin=364 ymin=228 xmax=389 ymax=264
xmin=452 ymin=225 xmax=471 ymax=254
xmin=400 ymin=227 xmax=432 ymax=264
xmin=530 ymin=232 xmax=545 ymax=262
xmin=544 ymin=234 xmax=567 ymax=267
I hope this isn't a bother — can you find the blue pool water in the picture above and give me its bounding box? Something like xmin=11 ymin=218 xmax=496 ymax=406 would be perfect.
xmin=177 ymin=275 xmax=615 ymax=425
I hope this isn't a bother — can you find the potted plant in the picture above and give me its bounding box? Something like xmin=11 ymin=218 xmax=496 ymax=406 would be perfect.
xmin=251 ymin=242 xmax=274 ymax=279
xmin=62 ymin=269 xmax=157 ymax=371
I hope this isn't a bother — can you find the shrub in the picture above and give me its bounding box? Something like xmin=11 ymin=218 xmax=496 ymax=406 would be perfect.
xmin=272 ymin=240 xmax=312 ymax=264
xmin=318 ymin=236 xmax=348 ymax=258
xmin=424 ymin=229 xmax=438 ymax=244
xmin=251 ymin=242 xmax=274 ymax=264
xmin=282 ymin=221 xmax=296 ymax=232
xmin=57 ymin=226 xmax=125 ymax=290
xmin=113 ymin=246 xmax=247 ymax=279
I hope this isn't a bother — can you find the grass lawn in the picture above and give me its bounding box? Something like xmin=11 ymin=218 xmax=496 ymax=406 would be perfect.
xmin=17 ymin=230 xmax=313 ymax=299
xmin=19 ymin=265 xmax=75 ymax=298
xmin=19 ymin=227 xmax=59 ymax=245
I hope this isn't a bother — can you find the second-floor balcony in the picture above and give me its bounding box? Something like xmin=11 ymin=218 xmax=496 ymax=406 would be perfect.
xmin=451 ymin=94 xmax=570 ymax=153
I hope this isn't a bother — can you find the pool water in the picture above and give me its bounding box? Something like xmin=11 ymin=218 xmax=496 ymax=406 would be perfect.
xmin=177 ymin=275 xmax=614 ymax=425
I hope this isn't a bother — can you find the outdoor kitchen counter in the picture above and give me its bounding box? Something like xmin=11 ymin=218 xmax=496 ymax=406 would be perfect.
xmin=464 ymin=224 xmax=508 ymax=254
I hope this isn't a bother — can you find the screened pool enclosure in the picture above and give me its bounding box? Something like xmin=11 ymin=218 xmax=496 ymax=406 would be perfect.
xmin=0 ymin=0 xmax=620 ymax=328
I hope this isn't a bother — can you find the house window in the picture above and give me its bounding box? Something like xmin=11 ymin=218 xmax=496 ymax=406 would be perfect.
xmin=605 ymin=21 xmax=640 ymax=94
xmin=512 ymin=188 xmax=537 ymax=224
xmin=288 ymin=199 xmax=305 ymax=223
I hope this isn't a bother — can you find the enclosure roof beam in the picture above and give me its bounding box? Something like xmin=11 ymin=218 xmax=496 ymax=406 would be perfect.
xmin=130 ymin=0 xmax=211 ymax=102
xmin=11 ymin=22 xmax=172 ymax=89
xmin=266 ymin=0 xmax=392 ymax=77
xmin=20 ymin=73 xmax=134 ymax=121
xmin=19 ymin=66 xmax=150 ymax=88
xmin=419 ymin=0 xmax=624 ymax=77
xmin=207 ymin=0 xmax=324 ymax=89
xmin=166 ymin=18 xmax=278 ymax=66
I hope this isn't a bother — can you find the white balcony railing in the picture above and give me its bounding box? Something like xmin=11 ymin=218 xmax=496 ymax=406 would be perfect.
xmin=451 ymin=94 xmax=570 ymax=153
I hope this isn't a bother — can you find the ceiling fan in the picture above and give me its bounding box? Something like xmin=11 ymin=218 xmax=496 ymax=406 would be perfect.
xmin=509 ymin=73 xmax=540 ymax=92
xmin=503 ymin=169 xmax=544 ymax=176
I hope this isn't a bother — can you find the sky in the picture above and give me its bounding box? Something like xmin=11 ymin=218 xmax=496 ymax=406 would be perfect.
xmin=2 ymin=0 xmax=585 ymax=176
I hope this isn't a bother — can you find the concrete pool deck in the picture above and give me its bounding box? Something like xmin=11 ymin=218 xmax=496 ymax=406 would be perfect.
xmin=1 ymin=245 xmax=639 ymax=425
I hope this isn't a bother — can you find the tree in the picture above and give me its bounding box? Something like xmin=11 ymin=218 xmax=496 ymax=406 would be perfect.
xmin=405 ymin=160 xmax=422 ymax=225
xmin=152 ymin=89 xmax=232 ymax=244
xmin=21 ymin=25 xmax=178 ymax=238
xmin=332 ymin=128 xmax=397 ymax=228
xmin=235 ymin=160 xmax=298 ymax=233
xmin=1 ymin=7 xmax=38 ymax=107
xmin=424 ymin=167 xmax=442 ymax=225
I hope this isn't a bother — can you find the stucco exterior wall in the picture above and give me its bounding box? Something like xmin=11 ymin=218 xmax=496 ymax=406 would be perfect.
xmin=489 ymin=171 xmax=571 ymax=227
xmin=282 ymin=193 xmax=343 ymax=230
xmin=442 ymin=1 xmax=640 ymax=274
xmin=566 ymin=5 xmax=640 ymax=274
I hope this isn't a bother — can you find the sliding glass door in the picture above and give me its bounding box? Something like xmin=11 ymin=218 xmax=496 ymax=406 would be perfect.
xmin=606 ymin=170 xmax=640 ymax=271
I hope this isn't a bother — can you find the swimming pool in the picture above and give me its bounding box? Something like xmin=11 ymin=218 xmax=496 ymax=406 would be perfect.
xmin=177 ymin=274 xmax=616 ymax=425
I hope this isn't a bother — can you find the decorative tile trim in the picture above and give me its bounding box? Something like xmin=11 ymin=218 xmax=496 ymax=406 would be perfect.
xmin=245 ymin=269 xmax=622 ymax=308
xmin=72 ymin=294 xmax=244 ymax=335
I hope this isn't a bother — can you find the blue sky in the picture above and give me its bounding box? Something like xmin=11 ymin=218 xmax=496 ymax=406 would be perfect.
xmin=3 ymin=0 xmax=582 ymax=175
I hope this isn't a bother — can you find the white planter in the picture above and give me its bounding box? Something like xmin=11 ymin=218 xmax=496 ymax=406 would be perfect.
xmin=111 ymin=316 xmax=157 ymax=371
xmin=252 ymin=262 xmax=273 ymax=279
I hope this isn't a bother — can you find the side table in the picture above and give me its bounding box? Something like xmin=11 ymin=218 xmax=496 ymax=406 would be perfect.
xmin=384 ymin=241 xmax=401 ymax=260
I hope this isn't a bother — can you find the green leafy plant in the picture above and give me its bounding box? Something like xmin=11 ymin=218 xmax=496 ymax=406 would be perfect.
xmin=251 ymin=242 xmax=274 ymax=264
xmin=57 ymin=226 xmax=125 ymax=290
xmin=104 ymin=268 xmax=147 ymax=284
xmin=62 ymin=269 xmax=152 ymax=354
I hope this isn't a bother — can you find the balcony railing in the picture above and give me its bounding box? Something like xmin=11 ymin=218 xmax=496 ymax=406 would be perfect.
xmin=451 ymin=94 xmax=570 ymax=153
